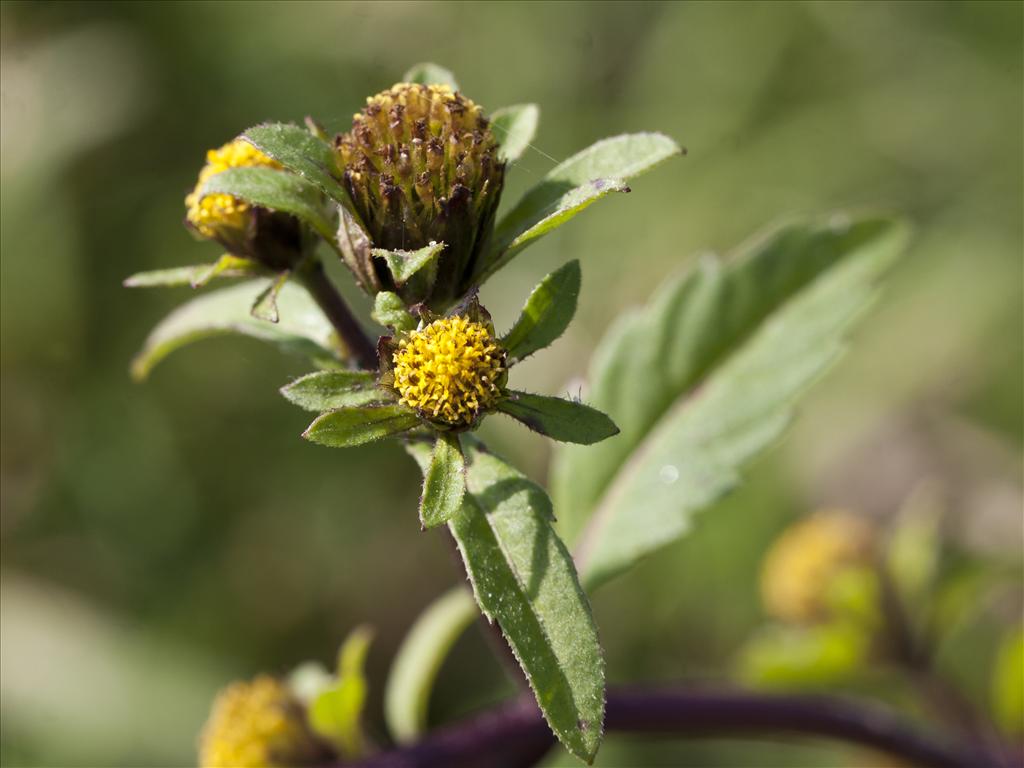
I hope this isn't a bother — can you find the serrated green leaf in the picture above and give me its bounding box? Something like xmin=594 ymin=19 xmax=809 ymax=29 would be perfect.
xmin=403 ymin=62 xmax=459 ymax=91
xmin=479 ymin=132 xmax=681 ymax=280
xmin=124 ymin=255 xmax=265 ymax=289
xmin=280 ymin=370 xmax=388 ymax=412
xmin=498 ymin=391 xmax=619 ymax=445
xmin=372 ymin=241 xmax=444 ymax=285
xmin=491 ymin=104 xmax=540 ymax=163
xmin=201 ymin=166 xmax=335 ymax=241
xmin=419 ymin=433 xmax=465 ymax=529
xmin=303 ymin=404 xmax=419 ymax=447
xmin=131 ymin=280 xmax=341 ymax=381
xmin=250 ymin=271 xmax=289 ymax=322
xmin=556 ymin=217 xmax=909 ymax=588
xmin=412 ymin=438 xmax=603 ymax=761
xmin=501 ymin=260 xmax=580 ymax=362
xmin=243 ymin=123 xmax=348 ymax=204
xmin=309 ymin=626 xmax=374 ymax=759
xmin=372 ymin=291 xmax=416 ymax=332
xmin=384 ymin=587 xmax=477 ymax=744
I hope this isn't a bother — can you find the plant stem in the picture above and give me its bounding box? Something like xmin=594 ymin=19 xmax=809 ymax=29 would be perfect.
xmin=298 ymin=260 xmax=378 ymax=370
xmin=345 ymin=688 xmax=997 ymax=768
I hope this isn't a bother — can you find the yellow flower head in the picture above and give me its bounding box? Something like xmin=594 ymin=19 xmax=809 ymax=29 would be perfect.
xmin=185 ymin=139 xmax=281 ymax=239
xmin=760 ymin=510 xmax=875 ymax=624
xmin=198 ymin=676 xmax=319 ymax=768
xmin=392 ymin=315 xmax=506 ymax=427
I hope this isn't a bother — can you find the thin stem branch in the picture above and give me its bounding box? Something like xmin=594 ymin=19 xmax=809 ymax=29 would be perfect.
xmin=298 ymin=260 xmax=378 ymax=370
xmin=346 ymin=688 xmax=998 ymax=768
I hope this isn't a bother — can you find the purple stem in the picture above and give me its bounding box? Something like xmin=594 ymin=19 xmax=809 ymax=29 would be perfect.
xmin=299 ymin=260 xmax=378 ymax=370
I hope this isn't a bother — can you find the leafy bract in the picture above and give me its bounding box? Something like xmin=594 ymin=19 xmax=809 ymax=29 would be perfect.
xmin=408 ymin=439 xmax=604 ymax=762
xmin=201 ymin=166 xmax=335 ymax=241
xmin=491 ymin=104 xmax=540 ymax=163
xmin=131 ymin=280 xmax=341 ymax=380
xmin=403 ymin=62 xmax=459 ymax=91
xmin=243 ymin=123 xmax=348 ymax=205
xmin=498 ymin=391 xmax=619 ymax=446
xmin=123 ymin=255 xmax=264 ymax=289
xmin=555 ymin=217 xmax=909 ymax=588
xmin=501 ymin=260 xmax=580 ymax=363
xmin=477 ymin=132 xmax=681 ymax=281
xmin=372 ymin=242 xmax=444 ymax=285
xmin=308 ymin=626 xmax=374 ymax=759
xmin=280 ymin=371 xmax=385 ymax=412
xmin=303 ymin=405 xmax=420 ymax=448
xmin=250 ymin=271 xmax=289 ymax=323
xmin=419 ymin=434 xmax=465 ymax=529
xmin=372 ymin=291 xmax=416 ymax=332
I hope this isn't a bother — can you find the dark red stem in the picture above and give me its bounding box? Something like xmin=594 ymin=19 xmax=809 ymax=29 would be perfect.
xmin=299 ymin=261 xmax=378 ymax=370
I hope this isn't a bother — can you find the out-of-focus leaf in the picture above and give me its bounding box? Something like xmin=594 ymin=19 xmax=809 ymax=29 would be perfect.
xmin=498 ymin=391 xmax=619 ymax=445
xmin=419 ymin=434 xmax=465 ymax=529
xmin=302 ymin=404 xmax=420 ymax=447
xmin=992 ymin=626 xmax=1024 ymax=736
xmin=403 ymin=62 xmax=459 ymax=90
xmin=250 ymin=271 xmax=289 ymax=323
xmin=280 ymin=371 xmax=387 ymax=412
xmin=288 ymin=662 xmax=334 ymax=705
xmin=372 ymin=291 xmax=416 ymax=332
xmin=373 ymin=242 xmax=444 ymax=285
xmin=201 ymin=167 xmax=335 ymax=241
xmin=887 ymin=482 xmax=943 ymax=607
xmin=491 ymin=104 xmax=540 ymax=163
xmin=479 ymin=132 xmax=681 ymax=280
xmin=131 ymin=280 xmax=341 ymax=381
xmin=555 ymin=217 xmax=909 ymax=588
xmin=123 ymin=255 xmax=264 ymax=289
xmin=409 ymin=439 xmax=604 ymax=761
xmin=308 ymin=626 xmax=374 ymax=759
xmin=384 ymin=587 xmax=477 ymax=744
xmin=738 ymin=622 xmax=869 ymax=689
xmin=502 ymin=260 xmax=580 ymax=362
xmin=243 ymin=123 xmax=348 ymax=204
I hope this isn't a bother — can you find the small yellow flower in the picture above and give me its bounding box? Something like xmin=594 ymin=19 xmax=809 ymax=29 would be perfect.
xmin=761 ymin=510 xmax=874 ymax=624
xmin=392 ymin=315 xmax=506 ymax=427
xmin=185 ymin=139 xmax=281 ymax=239
xmin=198 ymin=676 xmax=319 ymax=768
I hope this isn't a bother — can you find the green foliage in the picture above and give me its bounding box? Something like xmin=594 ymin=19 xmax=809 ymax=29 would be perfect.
xmin=302 ymin=405 xmax=420 ymax=448
xmin=372 ymin=291 xmax=416 ymax=332
xmin=419 ymin=434 xmax=465 ymax=529
xmin=410 ymin=439 xmax=604 ymax=762
xmin=123 ymin=255 xmax=264 ymax=288
xmin=307 ymin=626 xmax=374 ymax=759
xmin=243 ymin=123 xmax=348 ymax=205
xmin=501 ymin=260 xmax=580 ymax=363
xmin=384 ymin=588 xmax=478 ymax=743
xmin=403 ymin=62 xmax=459 ymax=90
xmin=739 ymin=623 xmax=870 ymax=688
xmin=556 ymin=217 xmax=909 ymax=588
xmin=280 ymin=371 xmax=385 ymax=411
xmin=498 ymin=391 xmax=619 ymax=445
xmin=130 ymin=280 xmax=342 ymax=380
xmin=992 ymin=626 xmax=1024 ymax=736
xmin=250 ymin=270 xmax=290 ymax=323
xmin=490 ymin=104 xmax=540 ymax=163
xmin=372 ymin=242 xmax=444 ymax=298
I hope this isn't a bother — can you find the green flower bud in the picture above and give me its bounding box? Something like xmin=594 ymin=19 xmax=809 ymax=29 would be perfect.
xmin=335 ymin=83 xmax=505 ymax=309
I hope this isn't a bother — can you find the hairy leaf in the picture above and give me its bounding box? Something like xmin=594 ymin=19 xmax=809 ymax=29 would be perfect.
xmin=280 ymin=371 xmax=387 ymax=412
xmin=123 ymin=255 xmax=264 ymax=288
xmin=491 ymin=104 xmax=540 ymax=163
xmin=554 ymin=217 xmax=909 ymax=588
xmin=409 ymin=439 xmax=604 ymax=761
xmin=131 ymin=280 xmax=341 ymax=380
xmin=501 ymin=260 xmax=580 ymax=362
xmin=498 ymin=391 xmax=619 ymax=445
xmin=201 ymin=166 xmax=335 ymax=241
xmin=303 ymin=405 xmax=420 ymax=448
xmin=403 ymin=62 xmax=460 ymax=91
xmin=384 ymin=588 xmax=477 ymax=743
xmin=372 ymin=241 xmax=444 ymax=285
xmin=243 ymin=123 xmax=348 ymax=204
xmin=419 ymin=433 xmax=465 ymax=529
xmin=372 ymin=291 xmax=416 ymax=332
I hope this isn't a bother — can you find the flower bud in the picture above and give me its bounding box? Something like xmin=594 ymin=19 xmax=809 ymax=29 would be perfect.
xmin=185 ymin=139 xmax=307 ymax=271
xmin=335 ymin=84 xmax=505 ymax=308
xmin=198 ymin=676 xmax=325 ymax=768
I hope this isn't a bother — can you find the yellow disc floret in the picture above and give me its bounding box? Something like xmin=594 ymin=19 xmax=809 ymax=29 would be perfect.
xmin=392 ymin=316 xmax=506 ymax=426
xmin=186 ymin=139 xmax=281 ymax=239
xmin=198 ymin=676 xmax=318 ymax=768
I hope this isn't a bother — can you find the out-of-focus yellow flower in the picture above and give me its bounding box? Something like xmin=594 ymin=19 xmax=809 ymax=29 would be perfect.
xmin=761 ymin=510 xmax=875 ymax=624
xmin=198 ymin=675 xmax=321 ymax=768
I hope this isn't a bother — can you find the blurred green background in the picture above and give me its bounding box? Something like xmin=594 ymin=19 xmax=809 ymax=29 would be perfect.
xmin=1 ymin=2 xmax=1021 ymax=766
